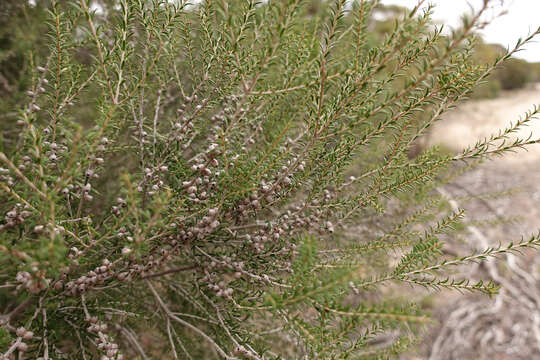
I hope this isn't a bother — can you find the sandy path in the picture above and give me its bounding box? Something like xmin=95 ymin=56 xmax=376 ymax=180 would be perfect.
xmin=428 ymin=83 xmax=540 ymax=164
xmin=412 ymin=84 xmax=540 ymax=359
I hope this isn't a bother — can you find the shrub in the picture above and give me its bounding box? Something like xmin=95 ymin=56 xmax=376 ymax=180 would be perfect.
xmin=1 ymin=1 xmax=540 ymax=359
xmin=470 ymin=77 xmax=501 ymax=99
xmin=494 ymin=57 xmax=532 ymax=90
xmin=0 ymin=1 xmax=51 ymax=136
xmin=470 ymin=40 xmax=534 ymax=98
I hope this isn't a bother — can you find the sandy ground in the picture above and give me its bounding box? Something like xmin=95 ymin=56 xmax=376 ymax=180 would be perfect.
xmin=429 ymin=83 xmax=540 ymax=164
xmin=412 ymin=85 xmax=540 ymax=359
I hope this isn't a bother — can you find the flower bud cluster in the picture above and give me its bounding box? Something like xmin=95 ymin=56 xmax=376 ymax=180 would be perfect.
xmin=82 ymin=182 xmax=93 ymax=202
xmin=233 ymin=344 xmax=258 ymax=359
xmin=205 ymin=277 xmax=234 ymax=298
xmin=62 ymin=179 xmax=97 ymax=202
xmin=68 ymin=246 xmax=83 ymax=259
xmin=22 ymin=67 xmax=47 ymax=116
xmin=243 ymin=224 xmax=283 ymax=254
xmin=286 ymin=204 xmax=320 ymax=231
xmin=182 ymin=144 xmax=221 ymax=204
xmin=16 ymin=155 xmax=33 ymax=171
xmin=60 ymin=183 xmax=75 ymax=196
xmin=236 ymin=203 xmax=309 ymax=255
xmin=201 ymin=256 xmax=245 ymax=297
xmin=3 ymin=327 xmax=33 ymax=357
xmin=137 ymin=165 xmax=169 ymax=197
xmin=211 ymin=95 xmax=240 ymax=129
xmin=114 ymin=226 xmax=133 ymax=242
xmin=91 ymin=154 xmax=105 ymax=166
xmin=234 ymin=157 xmax=305 ymax=221
xmin=118 ymin=246 xmax=174 ymax=281
xmin=202 ymin=270 xmax=234 ymax=299
xmin=191 ymin=207 xmax=221 ymax=240
xmin=1 ymin=204 xmax=31 ymax=230
xmin=111 ymin=197 xmax=127 ymax=217
xmin=97 ymin=137 xmax=110 ymax=152
xmin=86 ymin=316 xmax=123 ymax=360
xmin=75 ymin=138 xmax=109 ymax=188
xmin=15 ymin=271 xmax=48 ymax=294
xmin=236 ymin=187 xmax=335 ymax=257
xmin=281 ymin=188 xmax=336 ymax=235
xmin=223 ymin=100 xmax=249 ymax=129
xmin=0 ymin=167 xmax=14 ymax=187
xmin=242 ymin=227 xmax=298 ymax=263
xmin=15 ymin=327 xmax=34 ymax=340
xmin=43 ymin=141 xmax=68 ymax=168
xmin=172 ymin=104 xmax=195 ymax=143
xmin=63 ymin=258 xmax=114 ymax=296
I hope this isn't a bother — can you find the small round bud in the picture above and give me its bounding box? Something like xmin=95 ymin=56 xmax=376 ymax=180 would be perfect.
xmin=326 ymin=221 xmax=334 ymax=233
xmin=54 ymin=281 xmax=63 ymax=291
xmin=16 ymin=327 xmax=27 ymax=337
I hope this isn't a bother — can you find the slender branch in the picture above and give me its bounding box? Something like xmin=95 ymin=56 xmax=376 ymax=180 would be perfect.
xmin=146 ymin=280 xmax=238 ymax=360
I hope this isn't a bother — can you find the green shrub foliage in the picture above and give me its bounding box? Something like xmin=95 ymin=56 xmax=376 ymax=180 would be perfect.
xmin=1 ymin=1 xmax=540 ymax=359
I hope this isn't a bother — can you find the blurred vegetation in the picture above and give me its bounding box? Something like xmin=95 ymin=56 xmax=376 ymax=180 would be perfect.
xmin=2 ymin=0 xmax=537 ymax=166
xmin=373 ymin=4 xmax=540 ymax=99
xmin=0 ymin=1 xmax=50 ymax=149
xmin=0 ymin=1 xmax=538 ymax=156
xmin=1 ymin=1 xmax=538 ymax=125
xmin=471 ymin=39 xmax=540 ymax=98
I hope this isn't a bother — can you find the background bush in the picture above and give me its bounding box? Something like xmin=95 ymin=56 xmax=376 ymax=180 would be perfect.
xmin=494 ymin=58 xmax=532 ymax=90
xmin=470 ymin=39 xmax=539 ymax=98
xmin=1 ymin=1 xmax=540 ymax=359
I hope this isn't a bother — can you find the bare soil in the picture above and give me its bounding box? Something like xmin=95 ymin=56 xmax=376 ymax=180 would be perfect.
xmin=429 ymin=83 xmax=540 ymax=164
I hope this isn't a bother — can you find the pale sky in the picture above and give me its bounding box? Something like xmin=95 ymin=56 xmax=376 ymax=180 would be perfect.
xmin=381 ymin=0 xmax=540 ymax=62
